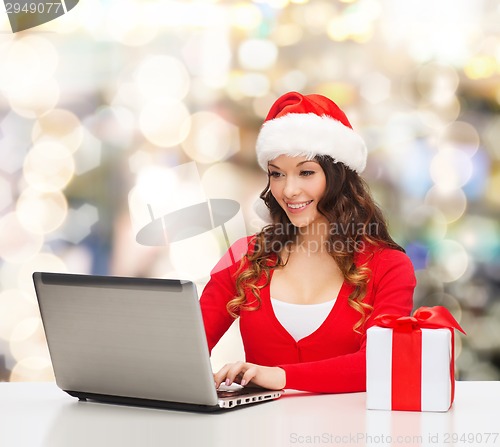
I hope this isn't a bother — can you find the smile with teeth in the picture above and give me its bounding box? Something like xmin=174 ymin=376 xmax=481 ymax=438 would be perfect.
xmin=286 ymin=200 xmax=313 ymax=210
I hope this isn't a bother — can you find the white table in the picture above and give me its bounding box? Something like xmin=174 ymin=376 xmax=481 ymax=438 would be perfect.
xmin=1 ymin=381 xmax=499 ymax=447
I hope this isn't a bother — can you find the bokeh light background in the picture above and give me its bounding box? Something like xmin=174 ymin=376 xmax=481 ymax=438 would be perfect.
xmin=0 ymin=0 xmax=499 ymax=382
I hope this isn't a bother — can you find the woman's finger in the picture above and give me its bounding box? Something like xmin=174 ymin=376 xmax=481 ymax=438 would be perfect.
xmin=224 ymin=361 xmax=248 ymax=385
xmin=240 ymin=365 xmax=258 ymax=386
xmin=214 ymin=361 xmax=246 ymax=388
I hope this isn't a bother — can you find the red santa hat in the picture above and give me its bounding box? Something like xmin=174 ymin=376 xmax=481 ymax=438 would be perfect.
xmin=256 ymin=91 xmax=367 ymax=173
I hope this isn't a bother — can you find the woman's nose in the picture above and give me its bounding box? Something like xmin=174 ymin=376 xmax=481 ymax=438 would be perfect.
xmin=283 ymin=177 xmax=300 ymax=198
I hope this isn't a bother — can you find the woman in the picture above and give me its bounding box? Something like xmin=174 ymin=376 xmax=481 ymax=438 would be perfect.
xmin=200 ymin=91 xmax=416 ymax=393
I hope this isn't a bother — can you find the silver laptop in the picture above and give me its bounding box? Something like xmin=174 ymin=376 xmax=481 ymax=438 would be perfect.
xmin=32 ymin=272 xmax=283 ymax=412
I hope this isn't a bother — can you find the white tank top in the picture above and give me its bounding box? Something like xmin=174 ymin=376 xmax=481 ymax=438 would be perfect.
xmin=271 ymin=298 xmax=336 ymax=342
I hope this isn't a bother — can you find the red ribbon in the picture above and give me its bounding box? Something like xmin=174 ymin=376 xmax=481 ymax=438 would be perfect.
xmin=373 ymin=306 xmax=466 ymax=411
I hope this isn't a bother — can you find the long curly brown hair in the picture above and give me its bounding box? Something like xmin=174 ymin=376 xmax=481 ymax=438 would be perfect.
xmin=227 ymin=155 xmax=404 ymax=332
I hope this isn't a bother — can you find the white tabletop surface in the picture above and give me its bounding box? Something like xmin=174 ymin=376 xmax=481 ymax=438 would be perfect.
xmin=1 ymin=381 xmax=499 ymax=447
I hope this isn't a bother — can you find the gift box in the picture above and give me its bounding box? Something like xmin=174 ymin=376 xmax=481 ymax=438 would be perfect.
xmin=366 ymin=306 xmax=465 ymax=412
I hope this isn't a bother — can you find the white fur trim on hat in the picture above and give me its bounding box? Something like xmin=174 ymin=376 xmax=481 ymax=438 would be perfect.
xmin=256 ymin=113 xmax=367 ymax=173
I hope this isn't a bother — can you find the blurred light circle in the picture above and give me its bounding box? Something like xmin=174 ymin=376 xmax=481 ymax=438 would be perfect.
xmin=430 ymin=147 xmax=473 ymax=191
xmin=438 ymin=121 xmax=480 ymax=155
xmin=230 ymin=3 xmax=262 ymax=30
xmin=276 ymin=70 xmax=308 ymax=94
xmin=187 ymin=32 xmax=231 ymax=90
xmin=181 ymin=112 xmax=239 ymax=164
xmin=485 ymin=168 xmax=500 ymax=206
xmin=327 ymin=8 xmax=374 ymax=42
xmin=272 ymin=23 xmax=304 ymax=46
xmin=383 ymin=113 xmax=422 ymax=154
xmin=71 ymin=0 xmax=104 ymax=35
xmin=135 ymin=55 xmax=190 ymax=101
xmin=10 ymin=317 xmax=40 ymax=343
xmin=20 ymin=36 xmax=58 ymax=79
xmin=0 ymin=36 xmax=57 ymax=92
xmin=85 ymin=106 xmax=135 ymax=149
xmin=16 ymin=189 xmax=68 ymax=235
xmin=464 ymin=55 xmax=497 ymax=79
xmin=73 ymin=127 xmax=103 ymax=175
xmin=10 ymin=319 xmax=49 ymax=366
xmin=238 ymin=39 xmax=278 ymax=71
xmin=415 ymin=63 xmax=459 ymax=104
xmin=0 ymin=111 xmax=34 ymax=175
xmin=453 ymin=216 xmax=500 ymax=263
xmin=23 ymin=141 xmax=75 ymax=192
xmin=0 ymin=213 xmax=43 ymax=263
xmin=237 ymin=73 xmax=270 ymax=98
xmin=139 ymin=99 xmax=191 ymax=147
xmin=129 ymin=163 xmax=205 ymax=234
xmin=253 ymin=95 xmax=279 ymax=119
xmin=316 ymin=82 xmax=355 ymax=107
xmin=106 ymin=0 xmax=158 ymax=46
xmin=327 ymin=16 xmax=351 ymax=42
xmin=32 ymin=109 xmax=83 ymax=153
xmin=38 ymin=0 xmax=83 ymax=33
xmin=482 ymin=117 xmax=500 ymax=160
xmin=425 ymin=186 xmax=467 ymax=223
xmin=264 ymin=0 xmax=289 ymax=9
xmin=201 ymin=162 xmax=247 ymax=200
xmin=7 ymin=78 xmax=60 ymax=119
xmin=360 ymin=72 xmax=391 ymax=104
xmin=0 ymin=176 xmax=12 ymax=212
xmin=428 ymin=239 xmax=469 ymax=283
xmin=127 ymin=148 xmax=154 ymax=174
xmin=9 ymin=357 xmax=54 ymax=382
xmin=417 ymin=97 xmax=461 ymax=128
xmin=61 ymin=203 xmax=99 ymax=245
xmin=0 ymin=289 xmax=37 ymax=340
xmin=111 ymin=81 xmax=141 ymax=112
xmin=404 ymin=205 xmax=448 ymax=243
xmin=300 ymin=1 xmax=336 ymax=33
xmin=0 ymin=262 xmax=20 ymax=294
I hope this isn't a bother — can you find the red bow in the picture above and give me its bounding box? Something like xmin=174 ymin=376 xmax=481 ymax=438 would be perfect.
xmin=372 ymin=306 xmax=465 ymax=411
xmin=373 ymin=306 xmax=466 ymax=334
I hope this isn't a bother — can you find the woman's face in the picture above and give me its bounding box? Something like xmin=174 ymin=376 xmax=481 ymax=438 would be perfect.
xmin=268 ymin=155 xmax=328 ymax=229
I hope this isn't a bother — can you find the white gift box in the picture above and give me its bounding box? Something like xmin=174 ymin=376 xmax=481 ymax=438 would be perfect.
xmin=366 ymin=326 xmax=453 ymax=412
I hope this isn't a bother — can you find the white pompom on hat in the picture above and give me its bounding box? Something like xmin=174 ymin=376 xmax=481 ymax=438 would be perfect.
xmin=256 ymin=91 xmax=367 ymax=173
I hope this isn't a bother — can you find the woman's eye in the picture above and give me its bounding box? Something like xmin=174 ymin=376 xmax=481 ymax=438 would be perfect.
xmin=268 ymin=171 xmax=282 ymax=178
xmin=300 ymin=170 xmax=315 ymax=176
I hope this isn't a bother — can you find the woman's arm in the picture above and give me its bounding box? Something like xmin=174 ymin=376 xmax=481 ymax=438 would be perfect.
xmin=199 ymin=236 xmax=253 ymax=353
xmin=200 ymin=266 xmax=238 ymax=354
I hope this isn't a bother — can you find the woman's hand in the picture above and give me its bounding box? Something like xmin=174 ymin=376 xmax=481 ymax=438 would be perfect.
xmin=214 ymin=361 xmax=286 ymax=390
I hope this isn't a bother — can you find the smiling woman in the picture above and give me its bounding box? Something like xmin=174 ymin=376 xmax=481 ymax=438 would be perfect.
xmin=267 ymin=156 xmax=327 ymax=228
xmin=200 ymin=91 xmax=417 ymax=393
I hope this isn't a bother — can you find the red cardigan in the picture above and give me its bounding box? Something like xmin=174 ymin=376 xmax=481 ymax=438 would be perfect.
xmin=200 ymin=236 xmax=416 ymax=393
